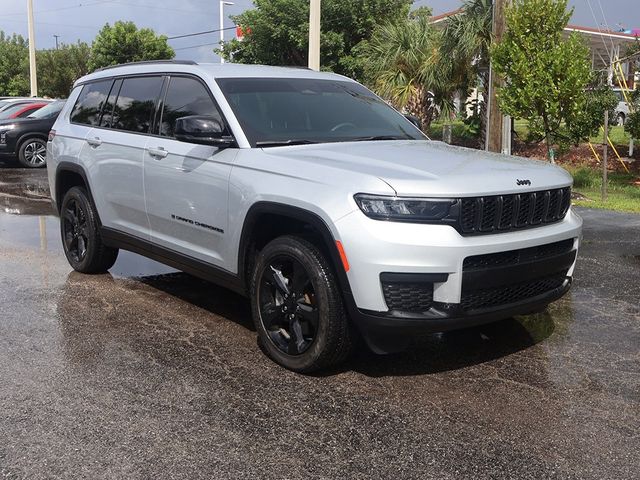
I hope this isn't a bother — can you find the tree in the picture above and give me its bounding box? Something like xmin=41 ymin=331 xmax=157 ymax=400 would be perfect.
xmin=89 ymin=21 xmax=174 ymax=71
xmin=624 ymin=87 xmax=640 ymax=139
xmin=38 ymin=42 xmax=91 ymax=98
xmin=0 ymin=32 xmax=30 ymax=96
xmin=441 ymin=0 xmax=493 ymax=146
xmin=360 ymin=13 xmax=461 ymax=128
xmin=491 ymin=0 xmax=592 ymax=160
xmin=566 ymin=84 xmax=618 ymax=145
xmin=218 ymin=0 xmax=411 ymax=80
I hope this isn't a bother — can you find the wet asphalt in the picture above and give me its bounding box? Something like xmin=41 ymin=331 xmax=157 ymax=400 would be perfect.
xmin=0 ymin=159 xmax=638 ymax=479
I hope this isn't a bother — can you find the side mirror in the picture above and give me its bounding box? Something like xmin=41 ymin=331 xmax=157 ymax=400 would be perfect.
xmin=174 ymin=115 xmax=234 ymax=147
xmin=404 ymin=114 xmax=422 ymax=131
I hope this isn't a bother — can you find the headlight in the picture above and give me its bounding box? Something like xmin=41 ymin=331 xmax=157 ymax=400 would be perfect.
xmin=354 ymin=194 xmax=459 ymax=222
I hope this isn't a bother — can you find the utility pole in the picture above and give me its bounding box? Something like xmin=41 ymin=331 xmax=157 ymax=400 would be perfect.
xmin=53 ymin=34 xmax=60 ymax=50
xmin=486 ymin=0 xmax=508 ymax=153
xmin=27 ymin=0 xmax=38 ymax=97
xmin=308 ymin=0 xmax=321 ymax=71
xmin=219 ymin=1 xmax=234 ymax=64
xmin=602 ymin=109 xmax=608 ymax=201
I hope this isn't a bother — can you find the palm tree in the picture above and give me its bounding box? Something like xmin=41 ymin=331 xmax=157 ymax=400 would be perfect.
xmin=361 ymin=15 xmax=454 ymax=129
xmin=441 ymin=0 xmax=493 ymax=145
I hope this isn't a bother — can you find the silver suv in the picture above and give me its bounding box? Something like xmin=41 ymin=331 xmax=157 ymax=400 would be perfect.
xmin=47 ymin=61 xmax=582 ymax=372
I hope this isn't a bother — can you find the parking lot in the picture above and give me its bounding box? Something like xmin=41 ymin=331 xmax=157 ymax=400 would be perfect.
xmin=0 ymin=161 xmax=638 ymax=479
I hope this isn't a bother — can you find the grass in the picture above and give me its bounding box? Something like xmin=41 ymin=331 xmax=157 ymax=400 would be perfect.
xmin=566 ymin=166 xmax=640 ymax=213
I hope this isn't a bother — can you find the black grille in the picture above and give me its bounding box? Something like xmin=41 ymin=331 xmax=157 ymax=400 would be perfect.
xmin=459 ymin=187 xmax=571 ymax=235
xmin=460 ymin=275 xmax=567 ymax=311
xmin=382 ymin=282 xmax=433 ymax=313
xmin=463 ymin=239 xmax=575 ymax=270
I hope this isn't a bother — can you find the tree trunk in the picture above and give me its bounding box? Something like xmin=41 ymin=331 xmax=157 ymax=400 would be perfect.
xmin=478 ymin=70 xmax=489 ymax=150
xmin=542 ymin=113 xmax=554 ymax=163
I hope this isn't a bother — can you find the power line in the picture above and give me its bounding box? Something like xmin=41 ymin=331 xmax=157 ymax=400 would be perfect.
xmin=168 ymin=26 xmax=235 ymax=40
xmin=174 ymin=41 xmax=220 ymax=51
xmin=0 ymin=0 xmax=117 ymax=18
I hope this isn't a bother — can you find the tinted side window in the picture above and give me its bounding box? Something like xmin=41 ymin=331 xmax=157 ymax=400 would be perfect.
xmin=70 ymin=80 xmax=113 ymax=126
xmin=112 ymin=76 xmax=164 ymax=133
xmin=99 ymin=79 xmax=122 ymax=128
xmin=159 ymin=76 xmax=223 ymax=137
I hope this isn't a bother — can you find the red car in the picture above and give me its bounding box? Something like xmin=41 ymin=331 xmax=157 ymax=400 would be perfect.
xmin=0 ymin=102 xmax=49 ymax=120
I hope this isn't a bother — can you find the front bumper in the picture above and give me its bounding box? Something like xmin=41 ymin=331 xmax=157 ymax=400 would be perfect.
xmin=346 ymin=278 xmax=570 ymax=354
xmin=335 ymin=209 xmax=582 ymax=353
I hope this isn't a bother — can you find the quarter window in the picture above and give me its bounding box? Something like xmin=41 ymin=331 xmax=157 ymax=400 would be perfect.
xmin=112 ymin=76 xmax=164 ymax=133
xmin=159 ymin=76 xmax=223 ymax=137
xmin=70 ymin=80 xmax=113 ymax=126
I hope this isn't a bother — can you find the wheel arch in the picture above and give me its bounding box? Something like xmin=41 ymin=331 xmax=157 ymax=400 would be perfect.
xmin=16 ymin=132 xmax=48 ymax=151
xmin=238 ymin=202 xmax=352 ymax=297
xmin=55 ymin=162 xmax=99 ymax=221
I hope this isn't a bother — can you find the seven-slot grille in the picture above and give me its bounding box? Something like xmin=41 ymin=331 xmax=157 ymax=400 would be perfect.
xmin=460 ymin=187 xmax=571 ymax=235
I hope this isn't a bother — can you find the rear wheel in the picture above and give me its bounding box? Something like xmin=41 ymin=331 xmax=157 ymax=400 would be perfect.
xmin=60 ymin=186 xmax=119 ymax=273
xmin=250 ymin=236 xmax=353 ymax=373
xmin=18 ymin=137 xmax=47 ymax=168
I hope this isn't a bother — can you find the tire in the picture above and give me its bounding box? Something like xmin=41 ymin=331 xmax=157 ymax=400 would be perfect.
xmin=250 ymin=235 xmax=353 ymax=373
xmin=60 ymin=186 xmax=119 ymax=273
xmin=17 ymin=137 xmax=48 ymax=168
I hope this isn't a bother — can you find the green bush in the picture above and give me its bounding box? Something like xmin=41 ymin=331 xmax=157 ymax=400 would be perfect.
xmin=572 ymin=167 xmax=600 ymax=189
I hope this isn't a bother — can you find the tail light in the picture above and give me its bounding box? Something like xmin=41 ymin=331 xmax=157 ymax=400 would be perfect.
xmin=48 ymin=129 xmax=56 ymax=142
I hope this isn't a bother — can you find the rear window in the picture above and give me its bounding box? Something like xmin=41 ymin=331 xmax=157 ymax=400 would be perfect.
xmin=70 ymin=80 xmax=114 ymax=126
xmin=111 ymin=76 xmax=164 ymax=134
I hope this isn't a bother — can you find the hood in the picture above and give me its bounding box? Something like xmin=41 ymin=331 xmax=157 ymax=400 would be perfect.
xmin=264 ymin=140 xmax=573 ymax=197
xmin=0 ymin=117 xmax=52 ymax=127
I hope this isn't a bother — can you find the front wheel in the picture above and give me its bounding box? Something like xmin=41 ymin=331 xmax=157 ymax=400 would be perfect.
xmin=250 ymin=236 xmax=353 ymax=373
xmin=18 ymin=137 xmax=48 ymax=168
xmin=60 ymin=186 xmax=119 ymax=273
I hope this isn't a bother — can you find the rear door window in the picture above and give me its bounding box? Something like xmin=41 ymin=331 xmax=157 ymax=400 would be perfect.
xmin=70 ymin=80 xmax=114 ymax=126
xmin=158 ymin=76 xmax=224 ymax=137
xmin=112 ymin=76 xmax=164 ymax=134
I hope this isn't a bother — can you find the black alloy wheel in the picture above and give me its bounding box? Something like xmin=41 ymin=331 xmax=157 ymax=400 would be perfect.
xmin=62 ymin=197 xmax=89 ymax=264
xmin=258 ymin=255 xmax=319 ymax=355
xmin=250 ymin=236 xmax=353 ymax=373
xmin=59 ymin=186 xmax=119 ymax=273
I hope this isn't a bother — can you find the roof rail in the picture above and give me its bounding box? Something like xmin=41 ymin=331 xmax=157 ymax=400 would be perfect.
xmin=94 ymin=59 xmax=198 ymax=72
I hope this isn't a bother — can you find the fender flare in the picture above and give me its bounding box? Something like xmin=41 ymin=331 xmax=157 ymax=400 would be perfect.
xmin=237 ymin=201 xmax=353 ymax=297
xmin=54 ymin=162 xmax=99 ymax=220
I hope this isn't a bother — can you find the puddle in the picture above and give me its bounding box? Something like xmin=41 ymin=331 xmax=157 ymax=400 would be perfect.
xmin=0 ymin=211 xmax=175 ymax=278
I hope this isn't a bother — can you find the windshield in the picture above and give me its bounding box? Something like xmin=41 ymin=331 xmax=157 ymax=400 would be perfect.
xmin=216 ymin=78 xmax=425 ymax=147
xmin=27 ymin=100 xmax=64 ymax=119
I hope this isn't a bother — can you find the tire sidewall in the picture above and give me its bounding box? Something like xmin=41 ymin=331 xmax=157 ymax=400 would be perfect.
xmin=250 ymin=237 xmax=337 ymax=372
xmin=18 ymin=137 xmax=47 ymax=168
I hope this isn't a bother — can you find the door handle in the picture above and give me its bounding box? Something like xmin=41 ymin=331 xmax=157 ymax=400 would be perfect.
xmin=86 ymin=137 xmax=102 ymax=147
xmin=147 ymin=147 xmax=168 ymax=159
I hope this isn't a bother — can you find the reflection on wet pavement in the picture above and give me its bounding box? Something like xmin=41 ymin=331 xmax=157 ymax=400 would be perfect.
xmin=0 ymin=165 xmax=638 ymax=479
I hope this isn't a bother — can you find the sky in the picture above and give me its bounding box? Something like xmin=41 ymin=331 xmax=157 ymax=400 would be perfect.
xmin=0 ymin=0 xmax=638 ymax=63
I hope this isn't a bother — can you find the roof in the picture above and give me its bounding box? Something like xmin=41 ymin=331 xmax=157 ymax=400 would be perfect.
xmin=75 ymin=62 xmax=351 ymax=87
xmin=430 ymin=8 xmax=639 ymax=42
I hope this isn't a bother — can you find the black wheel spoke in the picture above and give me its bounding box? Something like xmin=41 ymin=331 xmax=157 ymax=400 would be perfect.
xmin=287 ymin=318 xmax=306 ymax=355
xmin=261 ymin=303 xmax=282 ymax=329
xmin=266 ymin=265 xmax=290 ymax=296
xmin=297 ymin=302 xmax=319 ymax=331
xmin=63 ymin=207 xmax=76 ymax=226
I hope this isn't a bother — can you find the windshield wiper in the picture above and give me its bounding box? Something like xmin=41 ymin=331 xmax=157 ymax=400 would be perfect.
xmin=256 ymin=139 xmax=319 ymax=147
xmin=346 ymin=135 xmax=412 ymax=142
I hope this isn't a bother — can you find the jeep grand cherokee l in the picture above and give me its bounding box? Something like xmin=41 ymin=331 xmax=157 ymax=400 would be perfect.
xmin=47 ymin=61 xmax=582 ymax=372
